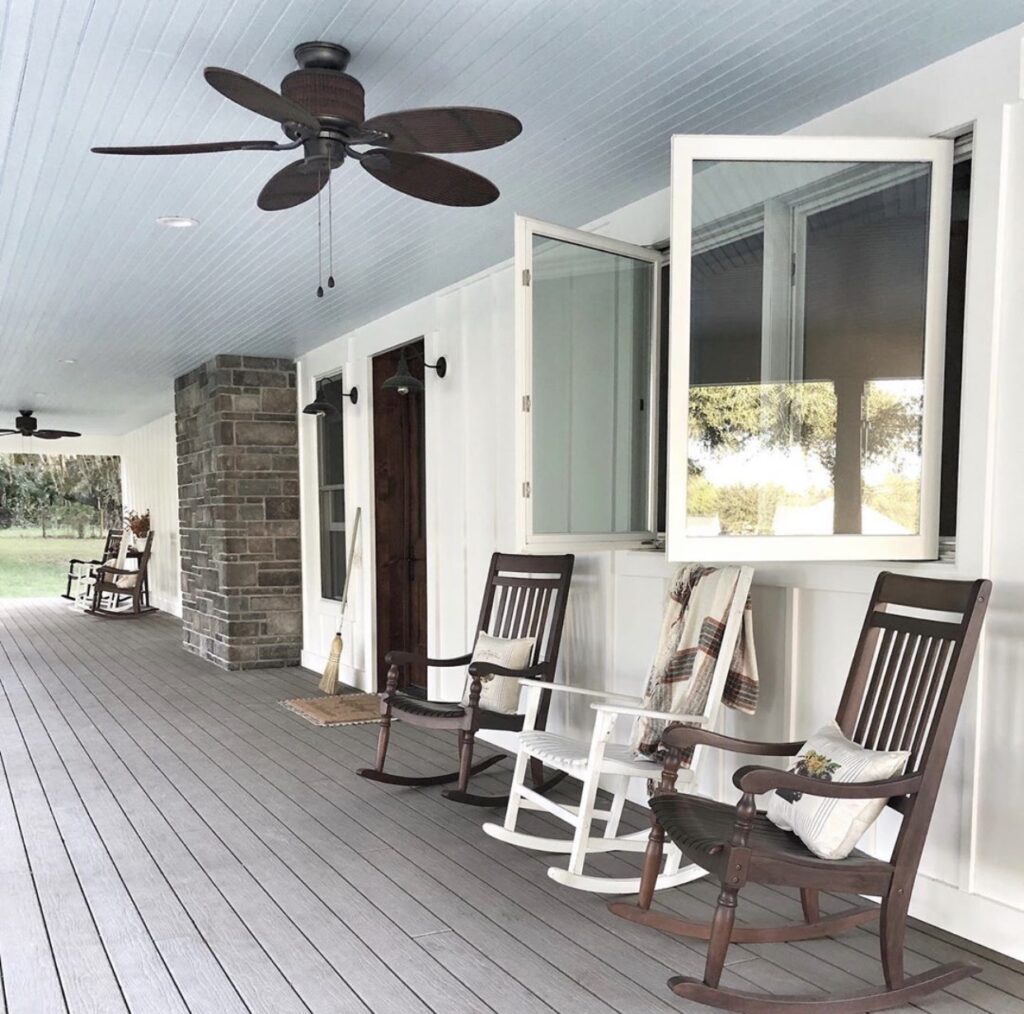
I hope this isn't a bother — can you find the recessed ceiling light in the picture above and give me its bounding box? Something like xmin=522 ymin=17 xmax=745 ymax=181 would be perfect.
xmin=59 ymin=358 xmax=77 ymax=365
xmin=156 ymin=215 xmax=199 ymax=228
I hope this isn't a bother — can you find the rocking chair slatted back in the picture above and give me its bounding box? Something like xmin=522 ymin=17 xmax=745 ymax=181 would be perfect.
xmin=837 ymin=573 xmax=989 ymax=817
xmin=475 ymin=553 xmax=574 ymax=719
xmin=103 ymin=528 xmax=123 ymax=559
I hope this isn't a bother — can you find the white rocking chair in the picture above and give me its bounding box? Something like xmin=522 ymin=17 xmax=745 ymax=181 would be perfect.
xmin=482 ymin=566 xmax=753 ymax=895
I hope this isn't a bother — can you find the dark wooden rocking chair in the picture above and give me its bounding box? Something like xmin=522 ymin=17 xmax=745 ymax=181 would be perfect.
xmin=88 ymin=531 xmax=156 ymax=618
xmin=357 ymin=552 xmax=574 ymax=806
xmin=610 ymin=571 xmax=991 ymax=1013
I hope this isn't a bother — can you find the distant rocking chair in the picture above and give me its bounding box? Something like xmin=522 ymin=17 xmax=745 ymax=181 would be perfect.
xmin=611 ymin=572 xmax=991 ymax=1013
xmin=358 ymin=553 xmax=574 ymax=806
xmin=62 ymin=527 xmax=123 ymax=603
xmin=89 ymin=531 xmax=156 ymax=618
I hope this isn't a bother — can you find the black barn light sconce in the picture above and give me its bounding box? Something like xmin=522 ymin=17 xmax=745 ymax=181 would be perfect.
xmin=302 ymin=381 xmax=358 ymax=416
xmin=381 ymin=349 xmax=447 ymax=396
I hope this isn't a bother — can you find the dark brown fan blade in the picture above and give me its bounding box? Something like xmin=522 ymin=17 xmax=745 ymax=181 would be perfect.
xmin=34 ymin=429 xmax=80 ymax=439
xmin=362 ymin=107 xmax=521 ymax=153
xmin=0 ymin=429 xmax=18 ymax=435
xmin=204 ymin=67 xmax=320 ymax=131
xmin=361 ymin=150 xmax=498 ymax=206
xmin=92 ymin=140 xmax=282 ymax=155
xmin=257 ymin=159 xmax=329 ymax=211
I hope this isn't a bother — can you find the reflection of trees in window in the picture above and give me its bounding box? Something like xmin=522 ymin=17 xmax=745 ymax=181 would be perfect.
xmin=687 ymin=382 xmax=922 ymax=535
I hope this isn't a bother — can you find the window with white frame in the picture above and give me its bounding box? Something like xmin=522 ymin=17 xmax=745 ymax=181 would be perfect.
xmin=514 ymin=216 xmax=664 ymax=551
xmin=316 ymin=374 xmax=347 ymax=599
xmin=516 ymin=136 xmax=967 ymax=562
xmin=665 ymin=135 xmax=955 ymax=562
xmin=654 ymin=136 xmax=972 ymax=551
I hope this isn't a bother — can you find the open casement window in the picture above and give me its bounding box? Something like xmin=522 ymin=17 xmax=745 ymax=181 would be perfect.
xmin=515 ymin=216 xmax=664 ymax=551
xmin=666 ymin=136 xmax=953 ymax=562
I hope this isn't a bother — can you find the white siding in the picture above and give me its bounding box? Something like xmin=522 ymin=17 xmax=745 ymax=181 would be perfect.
xmin=120 ymin=413 xmax=181 ymax=616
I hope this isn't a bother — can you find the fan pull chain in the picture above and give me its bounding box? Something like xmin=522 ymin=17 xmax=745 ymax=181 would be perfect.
xmin=316 ymin=168 xmax=324 ymax=298
xmin=327 ymin=170 xmax=335 ymax=289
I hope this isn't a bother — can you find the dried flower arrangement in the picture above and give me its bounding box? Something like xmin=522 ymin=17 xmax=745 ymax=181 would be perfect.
xmin=124 ymin=508 xmax=151 ymax=538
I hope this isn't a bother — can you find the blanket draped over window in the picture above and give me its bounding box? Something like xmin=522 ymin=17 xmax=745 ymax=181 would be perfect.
xmin=630 ymin=564 xmax=758 ymax=765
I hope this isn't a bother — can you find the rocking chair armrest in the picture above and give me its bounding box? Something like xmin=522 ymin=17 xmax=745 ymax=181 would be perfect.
xmin=69 ymin=557 xmax=103 ymax=566
xmin=467 ymin=661 xmax=549 ymax=680
xmin=384 ymin=650 xmax=472 ymax=667
xmin=519 ymin=681 xmax=642 ymax=705
xmin=660 ymin=726 xmax=804 ymax=756
xmin=733 ymin=764 xmax=923 ymax=798
xmin=591 ymin=702 xmax=709 ymax=725
xmin=96 ymin=565 xmax=137 ymax=577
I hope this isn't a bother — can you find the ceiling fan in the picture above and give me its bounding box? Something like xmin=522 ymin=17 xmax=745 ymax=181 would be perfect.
xmin=0 ymin=410 xmax=81 ymax=440
xmin=91 ymin=41 xmax=522 ymax=211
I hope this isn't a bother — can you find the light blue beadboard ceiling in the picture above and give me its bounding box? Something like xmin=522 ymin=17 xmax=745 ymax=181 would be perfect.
xmin=0 ymin=0 xmax=1020 ymax=434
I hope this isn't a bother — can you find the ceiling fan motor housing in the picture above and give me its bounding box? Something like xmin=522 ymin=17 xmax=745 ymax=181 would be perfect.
xmin=281 ymin=69 xmax=365 ymax=129
xmin=17 ymin=410 xmax=37 ymax=435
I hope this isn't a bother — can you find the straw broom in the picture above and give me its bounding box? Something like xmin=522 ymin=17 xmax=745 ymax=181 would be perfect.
xmin=319 ymin=507 xmax=361 ymax=695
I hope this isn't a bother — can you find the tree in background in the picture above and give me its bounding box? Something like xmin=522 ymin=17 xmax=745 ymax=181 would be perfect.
xmin=0 ymin=454 xmax=122 ymax=537
xmin=0 ymin=457 xmax=20 ymax=528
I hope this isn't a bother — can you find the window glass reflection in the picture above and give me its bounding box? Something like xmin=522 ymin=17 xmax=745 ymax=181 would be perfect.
xmin=687 ymin=160 xmax=930 ymax=538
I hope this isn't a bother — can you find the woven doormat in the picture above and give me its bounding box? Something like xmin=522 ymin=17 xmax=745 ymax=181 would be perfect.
xmin=281 ymin=693 xmax=381 ymax=727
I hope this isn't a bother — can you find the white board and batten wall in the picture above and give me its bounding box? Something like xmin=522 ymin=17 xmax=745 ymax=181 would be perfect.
xmin=107 ymin=27 xmax=1024 ymax=958
xmin=119 ymin=413 xmax=182 ymax=616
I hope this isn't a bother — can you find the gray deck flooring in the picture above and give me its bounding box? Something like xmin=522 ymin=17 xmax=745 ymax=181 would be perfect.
xmin=0 ymin=600 xmax=1021 ymax=1013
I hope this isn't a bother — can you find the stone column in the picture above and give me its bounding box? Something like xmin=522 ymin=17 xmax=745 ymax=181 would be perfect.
xmin=174 ymin=355 xmax=302 ymax=670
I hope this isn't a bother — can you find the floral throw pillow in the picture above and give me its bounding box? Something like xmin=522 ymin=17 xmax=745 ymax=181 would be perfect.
xmin=765 ymin=721 xmax=909 ymax=860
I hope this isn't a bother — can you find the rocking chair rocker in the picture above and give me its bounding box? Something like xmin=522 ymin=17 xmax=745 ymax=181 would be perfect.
xmin=357 ymin=553 xmax=574 ymax=806
xmin=610 ymin=571 xmax=991 ymax=1013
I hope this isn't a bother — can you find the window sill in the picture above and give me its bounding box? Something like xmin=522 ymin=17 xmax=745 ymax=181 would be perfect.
xmin=614 ymin=544 xmax=968 ymax=596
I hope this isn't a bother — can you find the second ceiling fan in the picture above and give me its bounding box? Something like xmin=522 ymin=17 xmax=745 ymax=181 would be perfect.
xmin=92 ymin=41 xmax=521 ymax=210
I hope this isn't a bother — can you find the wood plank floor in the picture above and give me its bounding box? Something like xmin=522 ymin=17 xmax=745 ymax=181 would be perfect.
xmin=0 ymin=600 xmax=1022 ymax=1013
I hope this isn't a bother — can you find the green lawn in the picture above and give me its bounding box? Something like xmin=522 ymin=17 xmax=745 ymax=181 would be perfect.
xmin=0 ymin=531 xmax=106 ymax=598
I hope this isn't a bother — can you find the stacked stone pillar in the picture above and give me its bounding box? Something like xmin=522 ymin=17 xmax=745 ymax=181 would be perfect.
xmin=174 ymin=355 xmax=302 ymax=669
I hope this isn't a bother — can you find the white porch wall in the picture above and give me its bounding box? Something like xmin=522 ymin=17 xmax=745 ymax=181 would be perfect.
xmin=120 ymin=413 xmax=181 ymax=616
xmin=284 ymin=26 xmax=1024 ymax=958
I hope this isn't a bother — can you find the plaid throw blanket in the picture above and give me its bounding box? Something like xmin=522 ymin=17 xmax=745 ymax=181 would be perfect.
xmin=630 ymin=564 xmax=758 ymax=765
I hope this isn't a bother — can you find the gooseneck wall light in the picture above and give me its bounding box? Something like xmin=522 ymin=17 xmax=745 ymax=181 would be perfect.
xmin=381 ymin=349 xmax=447 ymax=396
xmin=302 ymin=380 xmax=358 ymax=416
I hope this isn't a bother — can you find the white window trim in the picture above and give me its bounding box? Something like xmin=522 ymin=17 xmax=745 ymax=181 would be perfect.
xmin=514 ymin=214 xmax=666 ymax=552
xmin=666 ymin=134 xmax=954 ymax=563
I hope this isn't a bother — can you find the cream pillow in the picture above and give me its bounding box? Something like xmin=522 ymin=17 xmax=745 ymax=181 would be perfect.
xmin=766 ymin=721 xmax=909 ymax=860
xmin=103 ymin=557 xmax=137 ymax=589
xmin=461 ymin=632 xmax=536 ymax=715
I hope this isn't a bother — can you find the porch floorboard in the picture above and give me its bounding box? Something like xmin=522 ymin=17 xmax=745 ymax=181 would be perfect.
xmin=0 ymin=599 xmax=1020 ymax=1013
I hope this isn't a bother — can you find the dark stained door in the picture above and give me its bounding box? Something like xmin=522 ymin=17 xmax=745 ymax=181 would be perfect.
xmin=372 ymin=339 xmax=428 ymax=695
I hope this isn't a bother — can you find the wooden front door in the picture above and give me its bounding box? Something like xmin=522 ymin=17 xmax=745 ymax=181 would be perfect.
xmin=372 ymin=339 xmax=428 ymax=695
